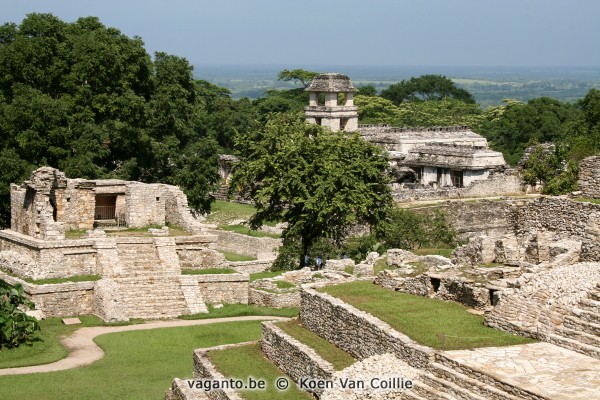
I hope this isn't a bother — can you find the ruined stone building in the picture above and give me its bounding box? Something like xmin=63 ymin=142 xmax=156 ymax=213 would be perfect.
xmin=0 ymin=167 xmax=250 ymax=322
xmin=304 ymin=73 xmax=523 ymax=200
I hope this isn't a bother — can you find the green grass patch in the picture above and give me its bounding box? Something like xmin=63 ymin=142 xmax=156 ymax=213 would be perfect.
xmin=205 ymin=200 xmax=257 ymax=224
xmin=182 ymin=268 xmax=236 ymax=275
xmin=320 ymin=281 xmax=536 ymax=350
xmin=106 ymin=223 xmax=191 ymax=237
xmin=250 ymin=271 xmax=284 ymax=281
xmin=209 ymin=343 xmax=312 ymax=400
xmin=573 ymin=197 xmax=600 ymax=205
xmin=0 ymin=315 xmax=141 ymax=369
xmin=219 ymin=251 xmax=258 ymax=262
xmin=65 ymin=229 xmax=87 ymax=240
xmin=274 ymin=280 xmax=295 ymax=289
xmin=374 ymin=257 xmax=395 ymax=275
xmin=0 ymin=320 xmax=266 ymax=400
xmin=218 ymin=224 xmax=281 ymax=239
xmin=179 ymin=304 xmax=298 ymax=320
xmin=22 ymin=274 xmax=101 ymax=285
xmin=276 ymin=319 xmax=355 ymax=370
xmin=344 ymin=265 xmax=355 ymax=274
xmin=412 ymin=248 xmax=454 ymax=258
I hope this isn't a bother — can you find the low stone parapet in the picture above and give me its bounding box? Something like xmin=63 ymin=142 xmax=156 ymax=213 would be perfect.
xmin=249 ymin=288 xmax=299 ymax=308
xmin=300 ymin=287 xmax=434 ymax=369
xmin=195 ymin=273 xmax=249 ymax=305
xmin=261 ymin=321 xmax=335 ymax=395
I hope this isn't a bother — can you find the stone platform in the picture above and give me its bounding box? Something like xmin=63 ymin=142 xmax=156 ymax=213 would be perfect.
xmin=443 ymin=342 xmax=600 ymax=400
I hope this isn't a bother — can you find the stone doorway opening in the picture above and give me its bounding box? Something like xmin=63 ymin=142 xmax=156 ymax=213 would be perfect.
xmin=95 ymin=195 xmax=117 ymax=222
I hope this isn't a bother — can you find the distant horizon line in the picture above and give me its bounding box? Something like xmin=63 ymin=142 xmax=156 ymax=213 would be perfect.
xmin=191 ymin=63 xmax=600 ymax=69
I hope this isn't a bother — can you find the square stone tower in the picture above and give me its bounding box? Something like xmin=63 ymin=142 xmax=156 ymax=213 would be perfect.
xmin=304 ymin=73 xmax=359 ymax=132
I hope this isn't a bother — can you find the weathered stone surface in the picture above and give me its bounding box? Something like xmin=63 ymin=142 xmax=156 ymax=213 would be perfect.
xmin=387 ymin=249 xmax=420 ymax=266
xmin=300 ymin=287 xmax=434 ymax=369
xmin=261 ymin=321 xmax=336 ymax=395
xmin=325 ymin=258 xmax=355 ymax=271
xmin=578 ymin=155 xmax=600 ymax=199
xmin=321 ymin=353 xmax=419 ymax=400
xmin=208 ymin=229 xmax=280 ymax=259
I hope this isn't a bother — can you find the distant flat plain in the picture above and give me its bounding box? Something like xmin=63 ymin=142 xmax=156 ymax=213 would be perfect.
xmin=194 ymin=64 xmax=600 ymax=107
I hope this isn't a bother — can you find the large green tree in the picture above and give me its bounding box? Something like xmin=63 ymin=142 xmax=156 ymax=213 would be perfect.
xmin=0 ymin=14 xmax=221 ymax=225
xmin=230 ymin=113 xmax=392 ymax=267
xmin=381 ymin=75 xmax=475 ymax=105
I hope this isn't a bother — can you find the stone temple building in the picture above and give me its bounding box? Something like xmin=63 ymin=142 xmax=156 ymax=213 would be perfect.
xmin=0 ymin=167 xmax=249 ymax=322
xmin=304 ymin=73 xmax=522 ymax=200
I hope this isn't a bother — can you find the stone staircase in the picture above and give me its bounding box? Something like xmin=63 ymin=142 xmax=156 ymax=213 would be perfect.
xmin=545 ymin=282 xmax=600 ymax=359
xmin=97 ymin=238 xmax=207 ymax=320
xmin=401 ymin=354 xmax=547 ymax=400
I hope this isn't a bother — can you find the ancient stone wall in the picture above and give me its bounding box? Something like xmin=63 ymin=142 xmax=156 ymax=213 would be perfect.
xmin=393 ymin=172 xmax=523 ymax=203
xmin=510 ymin=197 xmax=600 ymax=261
xmin=192 ymin=344 xmax=248 ymax=400
xmin=175 ymin=235 xmax=223 ymax=269
xmin=0 ymin=230 xmax=96 ymax=279
xmin=208 ymin=229 xmax=281 ymax=259
xmin=249 ymin=288 xmax=299 ymax=308
xmin=374 ymin=271 xmax=492 ymax=310
xmin=412 ymin=199 xmax=513 ymax=240
xmin=300 ymin=288 xmax=434 ymax=369
xmin=486 ymin=262 xmax=600 ymax=341
xmin=125 ymin=183 xmax=166 ymax=227
xmin=230 ymin=260 xmax=272 ymax=274
xmin=0 ymin=272 xmax=95 ymax=317
xmin=578 ymin=155 xmax=600 ymax=199
xmin=54 ymin=179 xmax=96 ymax=230
xmin=196 ymin=274 xmax=249 ymax=305
xmin=164 ymin=185 xmax=206 ymax=234
xmin=261 ymin=321 xmax=335 ymax=395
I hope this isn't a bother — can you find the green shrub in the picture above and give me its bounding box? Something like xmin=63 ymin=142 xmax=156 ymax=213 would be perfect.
xmin=0 ymin=281 xmax=40 ymax=349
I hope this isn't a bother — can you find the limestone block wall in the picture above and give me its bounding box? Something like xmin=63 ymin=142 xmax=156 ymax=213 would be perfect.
xmin=175 ymin=236 xmax=225 ymax=269
xmin=393 ymin=172 xmax=523 ymax=203
xmin=0 ymin=230 xmax=97 ymax=279
xmin=164 ymin=185 xmax=206 ymax=234
xmin=192 ymin=344 xmax=251 ymax=400
xmin=510 ymin=197 xmax=600 ymax=261
xmin=0 ymin=272 xmax=95 ymax=317
xmin=249 ymin=288 xmax=300 ymax=308
xmin=373 ymin=271 xmax=492 ymax=310
xmin=208 ymin=229 xmax=281 ymax=259
xmin=196 ymin=274 xmax=249 ymax=305
xmin=54 ymin=180 xmax=95 ymax=230
xmin=125 ymin=183 xmax=166 ymax=227
xmin=230 ymin=260 xmax=272 ymax=274
xmin=300 ymin=288 xmax=434 ymax=369
xmin=486 ymin=262 xmax=600 ymax=338
xmin=578 ymin=155 xmax=600 ymax=199
xmin=261 ymin=321 xmax=335 ymax=395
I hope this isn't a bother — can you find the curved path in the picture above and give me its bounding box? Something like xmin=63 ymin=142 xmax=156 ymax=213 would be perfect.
xmin=0 ymin=315 xmax=289 ymax=376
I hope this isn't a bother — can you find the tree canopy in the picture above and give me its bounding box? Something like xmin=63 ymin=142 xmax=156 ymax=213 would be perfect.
xmin=0 ymin=13 xmax=222 ymax=224
xmin=381 ymin=75 xmax=475 ymax=105
xmin=230 ymin=113 xmax=392 ymax=266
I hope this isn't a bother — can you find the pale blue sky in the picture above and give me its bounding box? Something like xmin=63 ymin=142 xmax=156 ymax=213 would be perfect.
xmin=0 ymin=0 xmax=598 ymax=67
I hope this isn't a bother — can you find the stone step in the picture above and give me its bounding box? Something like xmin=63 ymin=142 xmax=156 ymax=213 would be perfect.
xmin=412 ymin=380 xmax=456 ymax=400
xmin=558 ymin=326 xmax=600 ymax=348
xmin=429 ymin=362 xmax=524 ymax=400
xmin=573 ymin=308 xmax=600 ymax=325
xmin=579 ymin=298 xmax=600 ymax=312
xmin=431 ymin=354 xmax=541 ymax=400
xmin=563 ymin=315 xmax=600 ymax=336
xmin=590 ymin=291 xmax=600 ymax=302
xmin=547 ymin=333 xmax=600 ymax=360
xmin=421 ymin=371 xmax=487 ymax=400
xmin=401 ymin=389 xmax=430 ymax=400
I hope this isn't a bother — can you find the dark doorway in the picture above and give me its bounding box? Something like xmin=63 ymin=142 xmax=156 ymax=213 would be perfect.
xmin=95 ymin=195 xmax=117 ymax=220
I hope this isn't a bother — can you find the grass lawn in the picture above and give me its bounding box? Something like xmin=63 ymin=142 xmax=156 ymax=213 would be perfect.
xmin=205 ymin=200 xmax=256 ymax=224
xmin=1 ymin=271 xmax=100 ymax=285
xmin=573 ymin=197 xmax=600 ymax=205
xmin=412 ymin=248 xmax=454 ymax=258
xmin=179 ymin=304 xmax=298 ymax=320
xmin=219 ymin=251 xmax=258 ymax=262
xmin=0 ymin=315 xmax=141 ymax=369
xmin=218 ymin=224 xmax=281 ymax=239
xmin=249 ymin=271 xmax=285 ymax=281
xmin=182 ymin=268 xmax=237 ymax=275
xmin=276 ymin=319 xmax=355 ymax=370
xmin=320 ymin=281 xmax=536 ymax=350
xmin=0 ymin=320 xmax=266 ymax=400
xmin=209 ymin=343 xmax=312 ymax=400
xmin=373 ymin=257 xmax=395 ymax=275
